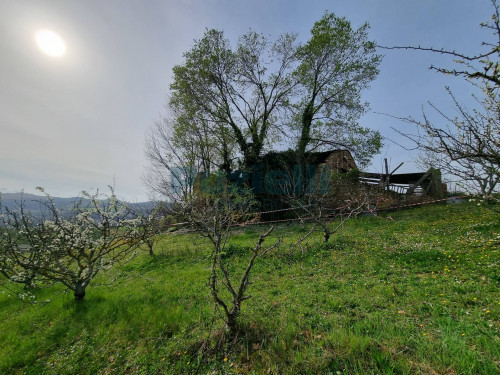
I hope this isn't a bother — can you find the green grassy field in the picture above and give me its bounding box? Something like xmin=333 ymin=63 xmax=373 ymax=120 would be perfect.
xmin=1 ymin=201 xmax=499 ymax=374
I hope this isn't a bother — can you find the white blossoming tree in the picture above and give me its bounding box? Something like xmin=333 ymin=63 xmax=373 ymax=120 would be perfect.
xmin=131 ymin=202 xmax=169 ymax=256
xmin=0 ymin=188 xmax=142 ymax=301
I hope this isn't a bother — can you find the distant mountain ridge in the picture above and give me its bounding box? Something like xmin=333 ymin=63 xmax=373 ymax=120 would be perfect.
xmin=0 ymin=192 xmax=153 ymax=217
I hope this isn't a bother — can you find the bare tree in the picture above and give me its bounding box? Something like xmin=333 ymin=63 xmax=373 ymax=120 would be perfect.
xmin=393 ymin=83 xmax=499 ymax=195
xmin=276 ymin=162 xmax=379 ymax=243
xmin=171 ymin=183 xmax=280 ymax=337
xmin=380 ymin=0 xmax=500 ymax=88
xmin=131 ymin=202 xmax=168 ymax=256
xmin=385 ymin=0 xmax=500 ymax=195
xmin=170 ymin=103 xmax=236 ymax=174
xmin=144 ymin=116 xmax=199 ymax=201
xmin=0 ymin=188 xmax=141 ymax=301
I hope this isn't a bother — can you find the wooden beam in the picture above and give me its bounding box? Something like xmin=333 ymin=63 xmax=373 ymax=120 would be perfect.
xmin=406 ymin=170 xmax=432 ymax=195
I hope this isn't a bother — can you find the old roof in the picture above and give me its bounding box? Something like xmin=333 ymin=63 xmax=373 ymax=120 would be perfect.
xmin=261 ymin=149 xmax=354 ymax=170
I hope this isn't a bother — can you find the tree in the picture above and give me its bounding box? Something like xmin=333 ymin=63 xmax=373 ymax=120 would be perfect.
xmin=395 ymin=86 xmax=499 ymax=194
xmin=170 ymin=101 xmax=236 ymax=174
xmin=389 ymin=0 xmax=500 ymax=195
xmin=166 ymin=13 xmax=383 ymax=173
xmin=381 ymin=0 xmax=499 ymax=88
xmin=170 ymin=29 xmax=298 ymax=170
xmin=132 ymin=202 xmax=169 ymax=256
xmin=280 ymin=167 xmax=379 ymax=243
xmin=294 ymin=12 xmax=383 ymax=167
xmin=170 ymin=182 xmax=280 ymax=337
xmin=0 ymin=188 xmax=141 ymax=301
xmin=144 ymin=116 xmax=199 ymax=200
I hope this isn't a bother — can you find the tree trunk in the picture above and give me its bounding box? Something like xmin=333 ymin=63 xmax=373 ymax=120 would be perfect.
xmin=242 ymin=146 xmax=261 ymax=171
xmin=73 ymin=282 xmax=87 ymax=301
xmin=297 ymin=102 xmax=314 ymax=158
xmin=221 ymin=142 xmax=232 ymax=176
xmin=225 ymin=313 xmax=238 ymax=337
xmin=323 ymin=230 xmax=330 ymax=243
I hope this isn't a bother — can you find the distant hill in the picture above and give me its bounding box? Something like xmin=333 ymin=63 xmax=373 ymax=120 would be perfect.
xmin=0 ymin=192 xmax=153 ymax=218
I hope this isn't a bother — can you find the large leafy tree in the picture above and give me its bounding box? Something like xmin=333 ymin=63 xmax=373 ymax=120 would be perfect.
xmin=168 ymin=13 xmax=383 ymax=172
xmin=170 ymin=29 xmax=298 ymax=170
xmin=294 ymin=13 xmax=382 ymax=166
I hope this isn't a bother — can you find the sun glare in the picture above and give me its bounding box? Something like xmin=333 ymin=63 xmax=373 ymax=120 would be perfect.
xmin=35 ymin=30 xmax=66 ymax=57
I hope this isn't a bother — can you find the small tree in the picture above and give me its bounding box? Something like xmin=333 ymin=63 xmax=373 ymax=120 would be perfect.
xmin=281 ymin=166 xmax=378 ymax=243
xmin=0 ymin=188 xmax=141 ymax=301
xmin=172 ymin=181 xmax=280 ymax=337
xmin=132 ymin=202 xmax=168 ymax=256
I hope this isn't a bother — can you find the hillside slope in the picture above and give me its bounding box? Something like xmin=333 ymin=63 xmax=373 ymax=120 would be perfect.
xmin=0 ymin=201 xmax=498 ymax=374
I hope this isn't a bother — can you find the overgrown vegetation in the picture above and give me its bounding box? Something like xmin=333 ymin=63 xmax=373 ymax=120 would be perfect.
xmin=144 ymin=11 xmax=382 ymax=198
xmin=1 ymin=201 xmax=498 ymax=374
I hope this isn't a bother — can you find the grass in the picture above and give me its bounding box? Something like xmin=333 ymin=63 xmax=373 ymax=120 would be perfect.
xmin=0 ymin=201 xmax=499 ymax=374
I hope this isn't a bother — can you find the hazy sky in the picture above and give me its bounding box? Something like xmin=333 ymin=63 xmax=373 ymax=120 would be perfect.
xmin=0 ymin=0 xmax=494 ymax=201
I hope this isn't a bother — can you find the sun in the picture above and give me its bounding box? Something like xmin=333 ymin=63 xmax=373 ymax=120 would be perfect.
xmin=35 ymin=30 xmax=66 ymax=57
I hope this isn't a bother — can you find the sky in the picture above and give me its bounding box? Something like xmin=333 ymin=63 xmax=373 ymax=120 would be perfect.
xmin=0 ymin=0 xmax=494 ymax=201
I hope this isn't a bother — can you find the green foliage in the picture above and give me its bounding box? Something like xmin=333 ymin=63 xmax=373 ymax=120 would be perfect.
xmin=164 ymin=12 xmax=383 ymax=175
xmin=169 ymin=28 xmax=297 ymax=170
xmin=295 ymin=12 xmax=383 ymax=166
xmin=1 ymin=202 xmax=499 ymax=373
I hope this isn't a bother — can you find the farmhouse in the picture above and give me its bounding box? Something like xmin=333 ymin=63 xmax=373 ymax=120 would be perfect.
xmin=248 ymin=149 xmax=359 ymax=213
xmin=197 ymin=149 xmax=445 ymax=211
